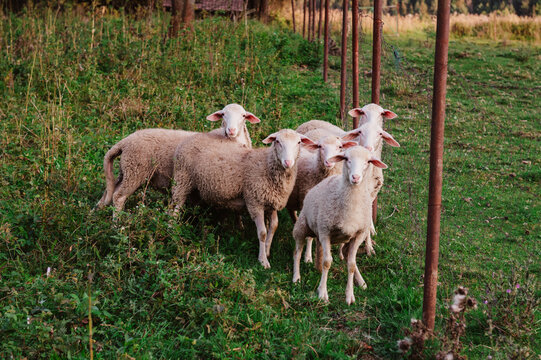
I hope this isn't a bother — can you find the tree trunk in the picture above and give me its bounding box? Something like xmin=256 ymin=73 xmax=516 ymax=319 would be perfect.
xmin=291 ymin=0 xmax=297 ymax=33
xmin=259 ymin=0 xmax=270 ymax=23
xmin=303 ymin=0 xmax=307 ymax=38
xmin=182 ymin=0 xmax=195 ymax=28
xmin=168 ymin=0 xmax=183 ymax=38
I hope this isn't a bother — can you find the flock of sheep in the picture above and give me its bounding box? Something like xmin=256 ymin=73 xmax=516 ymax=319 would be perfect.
xmin=95 ymin=103 xmax=400 ymax=304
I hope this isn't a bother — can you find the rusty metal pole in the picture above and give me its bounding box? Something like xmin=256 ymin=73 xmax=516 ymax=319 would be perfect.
xmin=339 ymin=0 xmax=349 ymax=122
xmin=317 ymin=0 xmax=323 ymax=40
xmin=422 ymin=0 xmax=451 ymax=332
xmin=303 ymin=0 xmax=306 ymax=38
xmin=371 ymin=0 xmax=383 ymax=222
xmin=352 ymin=0 xmax=359 ymax=128
xmin=311 ymin=0 xmax=316 ymax=41
xmin=307 ymin=0 xmax=311 ymax=41
xmin=371 ymin=0 xmax=382 ymax=106
xmin=291 ymin=0 xmax=296 ymax=33
xmin=323 ymin=0 xmax=330 ymax=81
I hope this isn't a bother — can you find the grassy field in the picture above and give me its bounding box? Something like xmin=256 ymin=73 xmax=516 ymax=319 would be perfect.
xmin=1 ymin=8 xmax=539 ymax=359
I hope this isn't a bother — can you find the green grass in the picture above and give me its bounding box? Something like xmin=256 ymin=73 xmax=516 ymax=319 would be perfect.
xmin=1 ymin=8 xmax=539 ymax=359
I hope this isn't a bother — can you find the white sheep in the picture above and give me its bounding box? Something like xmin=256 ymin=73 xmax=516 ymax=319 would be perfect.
xmin=292 ymin=146 xmax=388 ymax=304
xmin=286 ymin=132 xmax=359 ymax=263
xmin=95 ymin=104 xmax=260 ymax=215
xmin=171 ymin=129 xmax=316 ymax=268
xmin=296 ymin=123 xmax=399 ymax=261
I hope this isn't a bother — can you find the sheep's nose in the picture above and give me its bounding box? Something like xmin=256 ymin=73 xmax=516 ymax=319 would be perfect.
xmin=324 ymin=160 xmax=333 ymax=168
xmin=366 ymin=146 xmax=374 ymax=152
xmin=284 ymin=160 xmax=293 ymax=168
xmin=351 ymin=174 xmax=361 ymax=183
xmin=228 ymin=128 xmax=237 ymax=136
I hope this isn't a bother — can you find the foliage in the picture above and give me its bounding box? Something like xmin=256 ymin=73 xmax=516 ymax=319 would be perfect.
xmin=1 ymin=8 xmax=540 ymax=359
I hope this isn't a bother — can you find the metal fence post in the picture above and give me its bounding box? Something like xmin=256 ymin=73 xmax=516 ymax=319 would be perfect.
xmin=371 ymin=0 xmax=383 ymax=222
xmin=422 ymin=0 xmax=451 ymax=331
xmin=291 ymin=0 xmax=296 ymax=33
xmin=323 ymin=0 xmax=329 ymax=82
xmin=339 ymin=0 xmax=349 ymax=122
xmin=352 ymin=0 xmax=359 ymax=128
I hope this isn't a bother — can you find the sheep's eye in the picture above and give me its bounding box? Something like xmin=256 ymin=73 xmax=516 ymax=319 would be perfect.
xmin=298 ymin=141 xmax=301 ymax=144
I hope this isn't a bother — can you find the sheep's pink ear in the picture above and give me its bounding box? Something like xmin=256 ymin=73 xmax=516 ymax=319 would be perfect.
xmin=207 ymin=111 xmax=224 ymax=121
xmin=381 ymin=130 xmax=400 ymax=147
xmin=262 ymin=133 xmax=278 ymax=144
xmin=299 ymin=135 xmax=316 ymax=146
xmin=348 ymin=108 xmax=364 ymax=117
xmin=369 ymin=158 xmax=387 ymax=169
xmin=382 ymin=109 xmax=397 ymax=119
xmin=304 ymin=143 xmax=320 ymax=151
xmin=328 ymin=154 xmax=347 ymax=164
xmin=244 ymin=112 xmax=261 ymax=124
xmin=342 ymin=129 xmax=361 ymax=141
xmin=341 ymin=141 xmax=357 ymax=149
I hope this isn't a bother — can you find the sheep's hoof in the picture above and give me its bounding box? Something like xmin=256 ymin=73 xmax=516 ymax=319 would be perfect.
xmin=357 ymin=282 xmax=367 ymax=290
xmin=346 ymin=294 xmax=356 ymax=305
xmin=292 ymin=275 xmax=300 ymax=283
xmin=259 ymin=257 xmax=271 ymax=269
xmin=318 ymin=289 xmax=329 ymax=302
xmin=366 ymin=245 xmax=376 ymax=256
xmin=304 ymin=255 xmax=313 ymax=264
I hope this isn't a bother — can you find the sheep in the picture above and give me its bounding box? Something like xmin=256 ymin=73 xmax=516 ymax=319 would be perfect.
xmin=286 ymin=132 xmax=359 ymax=263
xmin=295 ymin=119 xmax=344 ymax=136
xmin=95 ymin=104 xmax=260 ymax=215
xmin=292 ymin=146 xmax=388 ymax=304
xmin=295 ymin=123 xmax=399 ymax=261
xmin=171 ymin=129 xmax=316 ymax=269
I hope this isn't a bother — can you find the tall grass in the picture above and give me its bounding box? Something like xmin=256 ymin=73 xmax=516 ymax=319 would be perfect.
xmin=278 ymin=6 xmax=541 ymax=43
xmin=1 ymin=7 xmax=539 ymax=359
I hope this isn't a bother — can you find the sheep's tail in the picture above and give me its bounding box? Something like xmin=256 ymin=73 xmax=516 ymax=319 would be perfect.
xmin=95 ymin=144 xmax=122 ymax=209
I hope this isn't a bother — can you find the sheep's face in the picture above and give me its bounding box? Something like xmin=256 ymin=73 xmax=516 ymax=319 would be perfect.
xmin=343 ymin=122 xmax=400 ymax=153
xmin=206 ymin=103 xmax=260 ymax=139
xmin=329 ymin=146 xmax=388 ymax=185
xmin=263 ymin=130 xmax=316 ymax=169
xmin=305 ymin=136 xmax=357 ymax=169
xmin=348 ymin=103 xmax=397 ymax=128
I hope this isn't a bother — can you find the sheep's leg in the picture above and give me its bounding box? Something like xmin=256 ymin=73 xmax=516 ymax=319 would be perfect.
xmin=111 ymin=173 xmax=140 ymax=219
xmin=265 ymin=210 xmax=279 ymax=256
xmin=248 ymin=206 xmax=270 ymax=269
xmin=338 ymin=243 xmax=346 ymax=260
xmin=365 ymin=234 xmax=375 ymax=256
xmin=96 ymin=190 xmax=110 ymax=210
xmin=287 ymin=208 xmax=298 ymax=223
xmin=346 ymin=235 xmax=364 ymax=305
xmin=353 ymin=234 xmax=368 ymax=289
xmin=304 ymin=237 xmax=314 ymax=263
xmin=292 ymin=215 xmax=309 ymax=282
xmin=317 ymin=234 xmax=332 ymax=302
xmin=170 ymin=169 xmax=193 ymax=216
xmin=314 ymin=241 xmax=323 ymax=272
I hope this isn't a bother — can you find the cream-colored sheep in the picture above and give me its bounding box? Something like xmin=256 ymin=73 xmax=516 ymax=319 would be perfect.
xmin=297 ymin=123 xmax=399 ymax=261
xmin=292 ymin=146 xmax=388 ymax=304
xmin=95 ymin=104 xmax=260 ymax=215
xmin=286 ymin=132 xmax=359 ymax=262
xmin=171 ymin=129 xmax=316 ymax=268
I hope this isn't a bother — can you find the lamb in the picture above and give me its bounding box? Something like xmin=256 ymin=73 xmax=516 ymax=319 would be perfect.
xmin=296 ymin=123 xmax=399 ymax=261
xmin=286 ymin=132 xmax=359 ymax=262
xmin=292 ymin=146 xmax=388 ymax=304
xmin=297 ymin=103 xmax=397 ymax=158
xmin=171 ymin=129 xmax=316 ymax=269
xmin=95 ymin=104 xmax=260 ymax=215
